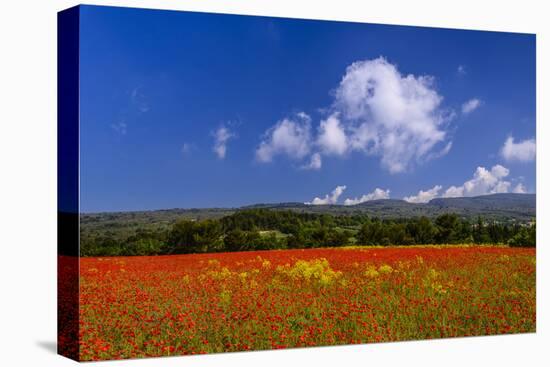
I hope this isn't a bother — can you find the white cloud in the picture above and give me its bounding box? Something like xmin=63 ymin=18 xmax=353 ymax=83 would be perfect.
xmin=425 ymin=141 xmax=453 ymax=162
xmin=404 ymin=185 xmax=442 ymax=203
xmin=302 ymin=153 xmax=322 ymax=170
xmin=461 ymin=98 xmax=482 ymax=114
xmin=254 ymin=58 xmax=453 ymax=173
xmin=500 ymin=136 xmax=536 ymax=162
xmin=333 ymin=57 xmax=451 ymax=173
xmin=343 ymin=188 xmax=390 ymax=206
xmin=131 ymin=86 xmax=150 ymax=113
xmin=317 ymin=113 xmax=348 ymax=156
xmin=457 ymin=65 xmax=467 ymax=75
xmin=256 ymin=113 xmax=312 ymax=163
xmin=213 ymin=125 xmax=236 ymax=159
xmin=306 ymin=185 xmax=346 ymax=205
xmin=296 ymin=111 xmax=310 ymax=120
xmin=512 ymin=183 xmax=527 ymax=194
xmin=111 ymin=121 xmax=127 ymax=135
xmin=403 ymin=164 xmax=529 ymax=203
xmin=443 ymin=165 xmax=512 ymax=198
xmin=181 ymin=143 xmax=194 ymax=156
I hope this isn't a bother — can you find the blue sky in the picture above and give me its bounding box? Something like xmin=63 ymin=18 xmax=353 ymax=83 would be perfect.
xmin=79 ymin=5 xmax=536 ymax=212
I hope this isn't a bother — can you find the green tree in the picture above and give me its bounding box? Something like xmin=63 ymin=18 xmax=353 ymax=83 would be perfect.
xmin=357 ymin=220 xmax=389 ymax=246
xmin=435 ymin=214 xmax=461 ymax=243
xmin=168 ymin=219 xmax=222 ymax=253
xmin=509 ymin=222 xmax=536 ymax=247
xmin=413 ymin=216 xmax=436 ymax=244
xmin=224 ymin=229 xmax=248 ymax=252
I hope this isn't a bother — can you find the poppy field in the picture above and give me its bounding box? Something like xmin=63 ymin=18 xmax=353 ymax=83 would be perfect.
xmin=74 ymin=246 xmax=535 ymax=361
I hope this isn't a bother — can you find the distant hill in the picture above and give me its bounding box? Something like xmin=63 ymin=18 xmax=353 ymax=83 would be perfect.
xmin=244 ymin=194 xmax=535 ymax=222
xmin=80 ymin=193 xmax=535 ymax=238
xmin=429 ymin=193 xmax=535 ymax=210
xmin=78 ymin=193 xmax=534 ymax=249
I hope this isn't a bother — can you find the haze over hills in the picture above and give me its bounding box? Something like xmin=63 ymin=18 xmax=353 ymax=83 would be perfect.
xmin=81 ymin=194 xmax=536 ymax=232
xmin=77 ymin=193 xmax=536 ymax=255
xmin=244 ymin=193 xmax=535 ymax=221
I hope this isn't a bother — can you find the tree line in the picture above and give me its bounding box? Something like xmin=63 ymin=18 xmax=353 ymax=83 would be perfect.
xmin=80 ymin=209 xmax=536 ymax=256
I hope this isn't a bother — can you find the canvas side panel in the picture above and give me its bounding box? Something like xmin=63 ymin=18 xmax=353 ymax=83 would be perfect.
xmin=57 ymin=5 xmax=80 ymax=362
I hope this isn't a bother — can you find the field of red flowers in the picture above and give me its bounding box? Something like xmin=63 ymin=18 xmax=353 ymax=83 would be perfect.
xmin=74 ymin=246 xmax=535 ymax=360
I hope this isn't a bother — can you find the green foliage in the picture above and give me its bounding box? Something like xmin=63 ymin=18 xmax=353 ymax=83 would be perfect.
xmin=407 ymin=217 xmax=437 ymax=244
xmin=79 ymin=209 xmax=536 ymax=256
xmin=434 ymin=214 xmax=461 ymax=243
xmin=168 ymin=219 xmax=223 ymax=254
xmin=357 ymin=219 xmax=388 ymax=246
xmin=508 ymin=222 xmax=536 ymax=247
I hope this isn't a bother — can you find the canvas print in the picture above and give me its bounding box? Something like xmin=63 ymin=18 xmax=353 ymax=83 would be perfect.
xmin=58 ymin=5 xmax=536 ymax=362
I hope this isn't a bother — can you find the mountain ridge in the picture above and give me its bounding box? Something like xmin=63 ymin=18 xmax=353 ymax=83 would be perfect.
xmin=81 ymin=193 xmax=535 ymax=225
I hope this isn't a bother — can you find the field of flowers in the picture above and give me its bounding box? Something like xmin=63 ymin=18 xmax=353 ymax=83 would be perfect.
xmin=75 ymin=246 xmax=535 ymax=361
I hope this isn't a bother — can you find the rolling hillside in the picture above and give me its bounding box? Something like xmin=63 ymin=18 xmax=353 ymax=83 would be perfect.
xmin=245 ymin=193 xmax=535 ymax=221
xmin=79 ymin=194 xmax=535 ymax=242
